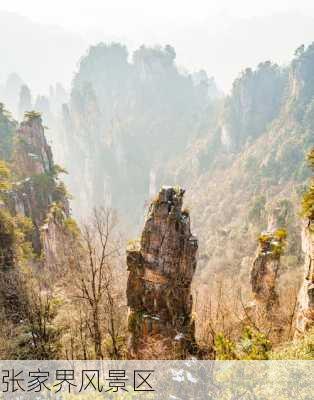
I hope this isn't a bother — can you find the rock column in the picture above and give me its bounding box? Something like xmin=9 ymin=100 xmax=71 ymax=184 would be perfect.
xmin=250 ymin=230 xmax=285 ymax=324
xmin=126 ymin=186 xmax=198 ymax=358
xmin=295 ymin=219 xmax=314 ymax=335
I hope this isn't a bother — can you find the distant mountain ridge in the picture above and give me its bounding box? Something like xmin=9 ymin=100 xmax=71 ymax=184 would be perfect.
xmin=0 ymin=11 xmax=87 ymax=94
xmin=3 ymin=10 xmax=314 ymax=94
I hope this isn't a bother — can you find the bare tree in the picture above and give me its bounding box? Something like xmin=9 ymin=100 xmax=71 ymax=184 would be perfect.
xmin=25 ymin=275 xmax=61 ymax=359
xmin=64 ymin=207 xmax=126 ymax=359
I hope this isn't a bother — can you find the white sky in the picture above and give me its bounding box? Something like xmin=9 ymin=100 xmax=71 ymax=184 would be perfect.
xmin=1 ymin=0 xmax=314 ymax=93
xmin=2 ymin=0 xmax=314 ymax=31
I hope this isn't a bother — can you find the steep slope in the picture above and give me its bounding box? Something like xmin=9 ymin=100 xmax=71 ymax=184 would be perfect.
xmin=127 ymin=186 xmax=198 ymax=358
xmin=295 ymin=218 xmax=314 ymax=334
xmin=295 ymin=149 xmax=314 ymax=335
xmin=57 ymin=42 xmax=314 ymax=323
xmin=0 ymin=105 xmax=75 ymax=357
xmin=163 ymin=44 xmax=314 ymax=323
xmin=9 ymin=111 xmax=70 ymax=254
xmin=59 ymin=43 xmax=220 ymax=224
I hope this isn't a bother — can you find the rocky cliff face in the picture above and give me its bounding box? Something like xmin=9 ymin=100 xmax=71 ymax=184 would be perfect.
xmin=126 ymin=186 xmax=198 ymax=358
xmin=295 ymin=219 xmax=314 ymax=335
xmin=56 ymin=43 xmax=217 ymax=224
xmin=250 ymin=231 xmax=284 ymax=322
xmin=15 ymin=112 xmax=53 ymax=177
xmin=0 ymin=108 xmax=72 ymax=335
xmin=9 ymin=112 xmax=69 ymax=255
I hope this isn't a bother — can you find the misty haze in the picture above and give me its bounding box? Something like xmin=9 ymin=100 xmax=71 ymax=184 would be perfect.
xmin=0 ymin=0 xmax=314 ymax=368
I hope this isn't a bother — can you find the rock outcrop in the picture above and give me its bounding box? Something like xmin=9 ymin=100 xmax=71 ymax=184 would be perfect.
xmin=295 ymin=219 xmax=314 ymax=335
xmin=126 ymin=186 xmax=198 ymax=358
xmin=9 ymin=112 xmax=69 ymax=255
xmin=249 ymin=230 xmax=286 ymax=323
xmin=15 ymin=111 xmax=53 ymax=177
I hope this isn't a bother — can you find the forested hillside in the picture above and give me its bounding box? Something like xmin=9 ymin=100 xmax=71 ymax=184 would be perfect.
xmin=155 ymin=45 xmax=314 ymax=349
xmin=0 ymin=105 xmax=72 ymax=357
xmin=0 ymin=106 xmax=126 ymax=359
xmin=1 ymin=39 xmax=314 ymax=360
xmin=58 ymin=42 xmax=314 ymax=286
xmin=55 ymin=42 xmax=314 ymax=357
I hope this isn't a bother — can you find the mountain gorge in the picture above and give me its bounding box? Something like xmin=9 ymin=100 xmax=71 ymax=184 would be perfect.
xmin=58 ymin=42 xmax=314 ymax=280
xmin=57 ymin=43 xmax=220 ymax=224
xmin=1 ymin=37 xmax=314 ymax=359
xmin=0 ymin=106 xmax=75 ymax=357
xmin=56 ymin=42 xmax=314 ymax=354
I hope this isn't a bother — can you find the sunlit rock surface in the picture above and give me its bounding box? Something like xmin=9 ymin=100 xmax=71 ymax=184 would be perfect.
xmin=295 ymin=219 xmax=314 ymax=336
xmin=127 ymin=186 xmax=198 ymax=358
xmin=9 ymin=113 xmax=69 ymax=257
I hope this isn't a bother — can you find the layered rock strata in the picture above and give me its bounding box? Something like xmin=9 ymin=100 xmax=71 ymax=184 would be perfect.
xmin=127 ymin=186 xmax=198 ymax=358
xmin=295 ymin=219 xmax=314 ymax=335
xmin=249 ymin=230 xmax=285 ymax=327
xmin=10 ymin=112 xmax=69 ymax=255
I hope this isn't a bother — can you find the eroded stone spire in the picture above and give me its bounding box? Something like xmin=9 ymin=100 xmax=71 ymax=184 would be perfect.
xmin=295 ymin=219 xmax=314 ymax=336
xmin=126 ymin=186 xmax=198 ymax=358
xmin=249 ymin=229 xmax=286 ymax=329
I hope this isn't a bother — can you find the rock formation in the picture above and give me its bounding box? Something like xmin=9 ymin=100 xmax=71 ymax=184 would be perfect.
xmin=0 ymin=109 xmax=72 ymax=330
xmin=9 ymin=111 xmax=69 ymax=255
xmin=126 ymin=186 xmax=198 ymax=358
xmin=295 ymin=219 xmax=314 ymax=335
xmin=15 ymin=111 xmax=53 ymax=177
xmin=249 ymin=229 xmax=286 ymax=324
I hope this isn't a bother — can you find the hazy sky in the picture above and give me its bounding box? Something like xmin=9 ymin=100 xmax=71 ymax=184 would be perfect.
xmin=2 ymin=1 xmax=314 ymax=93
xmin=3 ymin=0 xmax=314 ymax=31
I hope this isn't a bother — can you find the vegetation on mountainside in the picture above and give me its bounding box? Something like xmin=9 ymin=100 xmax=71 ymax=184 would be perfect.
xmin=0 ymin=108 xmax=71 ymax=359
xmin=270 ymin=327 xmax=314 ymax=359
xmin=307 ymin=148 xmax=314 ymax=168
xmin=3 ymin=39 xmax=314 ymax=361
xmin=62 ymin=42 xmax=220 ymax=221
xmin=24 ymin=110 xmax=42 ymax=121
xmin=181 ymin=44 xmax=314 ymax=362
xmin=215 ymin=327 xmax=271 ymax=360
xmin=301 ymin=182 xmax=314 ymax=219
xmin=257 ymin=228 xmax=287 ymax=258
xmin=301 ymin=147 xmax=314 ymax=219
xmin=63 ymin=216 xmax=80 ymax=237
xmin=0 ymin=160 xmax=11 ymax=191
xmin=0 ymin=102 xmax=127 ymax=360
xmin=61 ymin=42 xmax=314 ymax=360
xmin=292 ymin=43 xmax=314 ymax=120
xmin=223 ymin=61 xmax=287 ymax=149
xmin=0 ymin=102 xmax=16 ymax=160
xmin=30 ymin=167 xmax=70 ymax=215
xmin=248 ymin=195 xmax=266 ymax=223
xmin=0 ymin=208 xmax=33 ymax=268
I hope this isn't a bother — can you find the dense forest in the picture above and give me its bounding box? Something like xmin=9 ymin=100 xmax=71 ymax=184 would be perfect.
xmin=0 ymin=39 xmax=314 ymax=360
